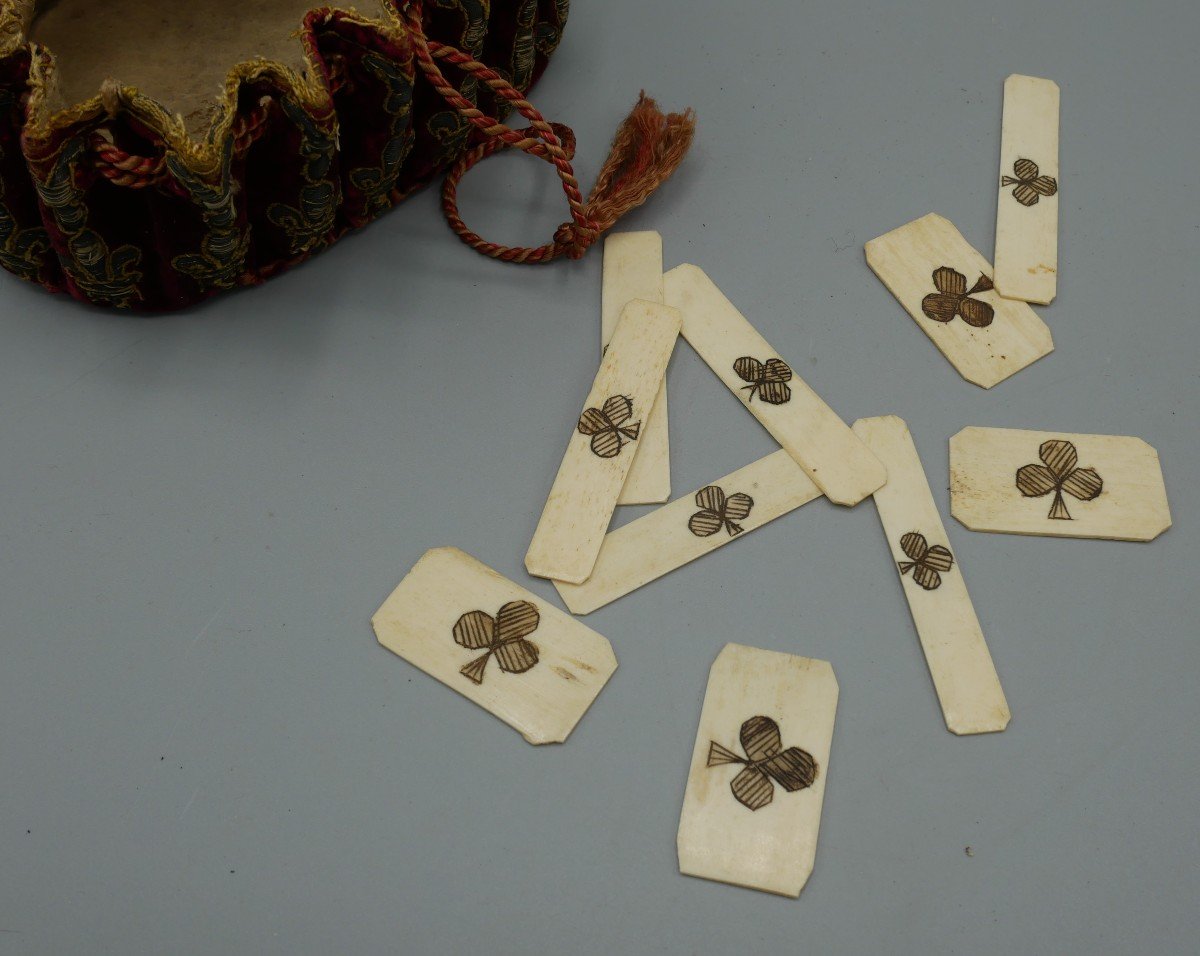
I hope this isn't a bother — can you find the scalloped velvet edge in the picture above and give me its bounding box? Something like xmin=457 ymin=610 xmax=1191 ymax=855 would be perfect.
xmin=0 ymin=1 xmax=566 ymax=310
xmin=2 ymin=3 xmax=401 ymax=176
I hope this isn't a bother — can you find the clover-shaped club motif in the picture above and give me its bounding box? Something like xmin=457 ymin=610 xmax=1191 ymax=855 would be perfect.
xmin=921 ymin=267 xmax=995 ymax=328
xmin=897 ymin=532 xmax=954 ymax=591
xmin=452 ymin=601 xmax=540 ymax=684
xmin=707 ymin=716 xmax=818 ymax=811
xmin=1016 ymin=439 xmax=1103 ymax=520
xmin=689 ymin=485 xmax=754 ymax=537
xmin=578 ymin=395 xmax=641 ymax=459
xmin=1002 ymin=158 xmax=1058 ymax=206
xmin=733 ymin=357 xmax=793 ymax=405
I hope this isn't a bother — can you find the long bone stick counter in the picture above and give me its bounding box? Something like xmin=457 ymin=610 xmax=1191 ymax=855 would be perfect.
xmin=663 ymin=265 xmax=885 ymax=506
xmin=525 ymin=300 xmax=680 ymax=584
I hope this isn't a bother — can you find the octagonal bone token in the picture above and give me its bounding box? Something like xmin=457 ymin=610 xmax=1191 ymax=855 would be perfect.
xmin=865 ymin=213 xmax=1053 ymax=388
xmin=950 ymin=427 xmax=1171 ymax=541
xmin=677 ymin=643 xmax=838 ymax=897
xmin=373 ymin=548 xmax=618 ymax=744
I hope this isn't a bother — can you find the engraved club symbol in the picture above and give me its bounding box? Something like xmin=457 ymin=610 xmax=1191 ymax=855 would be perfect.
xmin=707 ymin=716 xmax=818 ymax=812
xmin=897 ymin=532 xmax=954 ymax=591
xmin=921 ymin=267 xmax=996 ymax=328
xmin=734 ymin=357 xmax=793 ymax=405
xmin=452 ymin=601 xmax=540 ymax=684
xmin=578 ymin=395 xmax=641 ymax=459
xmin=1016 ymin=439 xmax=1103 ymax=520
xmin=1001 ymin=158 xmax=1058 ymax=206
xmin=689 ymin=485 xmax=754 ymax=537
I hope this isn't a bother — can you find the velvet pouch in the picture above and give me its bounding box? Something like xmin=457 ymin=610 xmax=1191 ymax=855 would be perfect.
xmin=0 ymin=1 xmax=692 ymax=310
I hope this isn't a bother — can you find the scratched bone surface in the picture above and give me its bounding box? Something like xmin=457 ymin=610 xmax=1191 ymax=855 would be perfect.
xmin=677 ymin=643 xmax=839 ymax=898
xmin=373 ymin=548 xmax=618 ymax=744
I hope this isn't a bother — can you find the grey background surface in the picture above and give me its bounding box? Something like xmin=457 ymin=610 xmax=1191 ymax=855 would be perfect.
xmin=1 ymin=1 xmax=1197 ymax=953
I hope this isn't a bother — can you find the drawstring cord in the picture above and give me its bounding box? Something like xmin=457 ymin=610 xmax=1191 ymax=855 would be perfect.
xmin=401 ymin=0 xmax=695 ymax=263
xmin=83 ymin=3 xmax=695 ymax=265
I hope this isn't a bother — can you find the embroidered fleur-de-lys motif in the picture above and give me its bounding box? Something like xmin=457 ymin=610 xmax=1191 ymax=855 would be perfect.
xmin=435 ymin=0 xmax=488 ymax=53
xmin=452 ymin=601 xmax=540 ymax=685
xmin=707 ymin=716 xmax=818 ymax=812
xmin=1016 ymin=439 xmax=1103 ymax=520
xmin=0 ymin=168 xmax=49 ymax=284
xmin=689 ymin=486 xmax=754 ymax=537
xmin=1002 ymin=158 xmax=1058 ymax=206
xmin=267 ymin=98 xmax=339 ymax=255
xmin=34 ymin=138 xmax=142 ymax=307
xmin=0 ymin=89 xmax=50 ymax=284
xmin=733 ymin=357 xmax=793 ymax=404
xmin=349 ymin=54 xmax=415 ymax=218
xmin=0 ymin=190 xmax=48 ymax=284
xmin=921 ymin=267 xmax=995 ymax=328
xmin=578 ymin=396 xmax=640 ymax=458
xmin=423 ymin=3 xmax=487 ymax=159
xmin=897 ymin=532 xmax=954 ymax=591
xmin=535 ymin=0 xmax=570 ymax=57
xmin=168 ymin=142 xmax=249 ymax=292
xmin=510 ymin=0 xmax=538 ymax=92
xmin=428 ymin=108 xmax=473 ymax=164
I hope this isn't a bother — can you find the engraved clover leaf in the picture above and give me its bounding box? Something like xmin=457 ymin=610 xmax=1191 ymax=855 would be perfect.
xmin=921 ymin=267 xmax=995 ymax=328
xmin=1002 ymin=158 xmax=1058 ymax=206
xmin=707 ymin=716 xmax=817 ymax=812
xmin=452 ymin=601 xmax=540 ymax=684
xmin=733 ymin=357 xmax=793 ymax=405
xmin=577 ymin=395 xmax=641 ymax=459
xmin=1016 ymin=439 xmax=1103 ymax=520
xmin=689 ymin=485 xmax=754 ymax=537
xmin=897 ymin=532 xmax=954 ymax=591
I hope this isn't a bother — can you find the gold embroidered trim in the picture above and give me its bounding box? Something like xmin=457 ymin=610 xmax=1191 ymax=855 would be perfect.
xmin=2 ymin=3 xmax=408 ymax=177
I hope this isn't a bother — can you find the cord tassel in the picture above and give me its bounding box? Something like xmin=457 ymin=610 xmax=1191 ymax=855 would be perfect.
xmin=554 ymin=93 xmax=697 ymax=260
